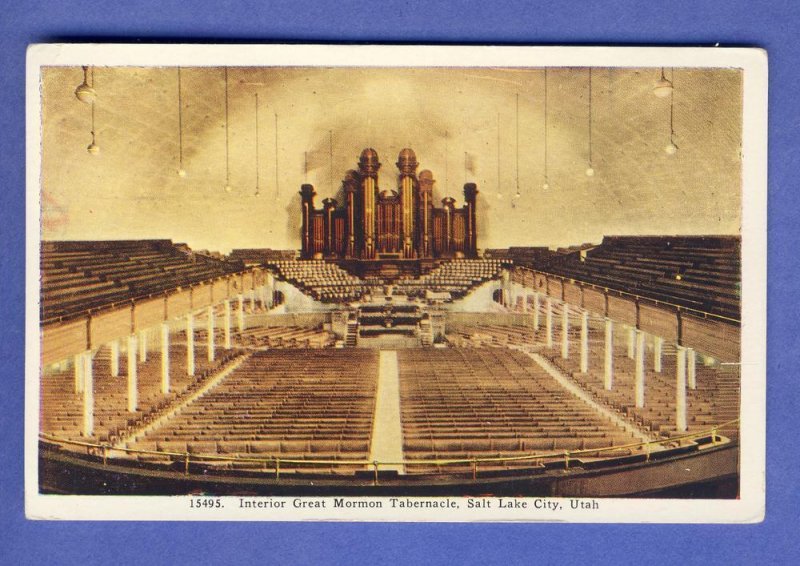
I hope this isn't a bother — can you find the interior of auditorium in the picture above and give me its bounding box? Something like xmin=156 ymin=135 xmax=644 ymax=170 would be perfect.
xmin=37 ymin=65 xmax=743 ymax=497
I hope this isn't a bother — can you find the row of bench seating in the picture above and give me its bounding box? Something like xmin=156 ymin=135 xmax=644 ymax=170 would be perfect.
xmin=545 ymin=237 xmax=741 ymax=319
xmin=397 ymin=348 xmax=639 ymax=473
xmin=125 ymin=349 xmax=379 ymax=471
xmin=41 ymin=241 xmax=242 ymax=321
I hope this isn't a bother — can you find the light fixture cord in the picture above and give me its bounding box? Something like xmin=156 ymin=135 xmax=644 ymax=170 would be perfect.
xmin=255 ymin=92 xmax=260 ymax=193
xmin=274 ymin=112 xmax=279 ymax=197
xmin=496 ymin=112 xmax=501 ymax=191
xmin=224 ymin=67 xmax=230 ymax=186
xmin=178 ymin=67 xmax=183 ymax=169
xmin=91 ymin=97 xmax=96 ymax=143
xmin=444 ymin=130 xmax=449 ymax=194
xmin=588 ymin=67 xmax=593 ymax=167
xmin=544 ymin=68 xmax=549 ymax=184
xmin=669 ymin=67 xmax=675 ymax=143
xmin=515 ymin=92 xmax=520 ymax=192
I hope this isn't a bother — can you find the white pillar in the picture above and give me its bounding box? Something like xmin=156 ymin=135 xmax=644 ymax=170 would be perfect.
xmin=161 ymin=322 xmax=170 ymax=394
xmin=138 ymin=330 xmax=147 ymax=363
xmin=580 ymin=310 xmax=589 ymax=373
xmin=676 ymin=346 xmax=688 ymax=432
xmin=545 ymin=298 xmax=553 ymax=348
xmin=224 ymin=299 xmax=232 ymax=349
xmin=532 ymin=292 xmax=540 ymax=330
xmin=654 ymin=336 xmax=663 ymax=373
xmin=604 ymin=318 xmax=613 ymax=390
xmin=206 ymin=305 xmax=215 ymax=362
xmin=522 ymin=294 xmax=529 ymax=313
xmin=127 ymin=335 xmax=138 ymax=412
xmin=560 ymin=303 xmax=569 ymax=359
xmin=82 ymin=352 xmax=93 ymax=437
xmin=634 ymin=330 xmax=645 ymax=408
xmin=259 ymin=285 xmax=267 ymax=311
xmin=249 ymin=289 xmax=256 ymax=312
xmin=74 ymin=353 xmax=84 ymax=394
xmin=687 ymin=347 xmax=697 ymax=390
xmin=186 ymin=312 xmax=195 ymax=376
xmin=627 ymin=326 xmax=636 ymax=359
xmin=110 ymin=339 xmax=119 ymax=377
xmin=237 ymin=293 xmax=245 ymax=333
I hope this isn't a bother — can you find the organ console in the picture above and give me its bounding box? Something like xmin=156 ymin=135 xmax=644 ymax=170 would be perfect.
xmin=300 ymin=148 xmax=479 ymax=260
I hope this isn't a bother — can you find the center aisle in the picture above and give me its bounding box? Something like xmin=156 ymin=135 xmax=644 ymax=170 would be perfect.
xmin=369 ymin=350 xmax=405 ymax=473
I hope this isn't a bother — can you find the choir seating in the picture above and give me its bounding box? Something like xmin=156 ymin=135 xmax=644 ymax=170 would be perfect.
xmin=393 ymin=259 xmax=503 ymax=300
xmin=125 ymin=350 xmax=379 ymax=472
xmin=398 ymin=348 xmax=640 ymax=473
xmin=41 ymin=240 xmax=242 ymax=322
xmin=268 ymin=260 xmax=368 ymax=303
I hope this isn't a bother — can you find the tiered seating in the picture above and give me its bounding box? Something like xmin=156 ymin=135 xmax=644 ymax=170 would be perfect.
xmin=40 ymin=341 xmax=237 ymax=443
xmin=237 ymin=325 xmax=336 ymax=348
xmin=547 ymin=236 xmax=740 ymax=319
xmin=393 ymin=259 xmax=503 ymax=300
xmin=539 ymin=305 xmax=740 ymax=439
xmin=268 ymin=260 xmax=368 ymax=302
xmin=398 ymin=348 xmax=639 ymax=473
xmin=41 ymin=240 xmax=242 ymax=321
xmin=126 ymin=350 xmax=379 ymax=471
xmin=446 ymin=324 xmax=537 ymax=349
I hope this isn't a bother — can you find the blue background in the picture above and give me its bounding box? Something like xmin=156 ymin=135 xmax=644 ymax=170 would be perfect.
xmin=1 ymin=2 xmax=796 ymax=564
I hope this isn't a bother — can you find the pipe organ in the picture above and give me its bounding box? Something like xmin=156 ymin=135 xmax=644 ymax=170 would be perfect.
xmin=300 ymin=148 xmax=479 ymax=260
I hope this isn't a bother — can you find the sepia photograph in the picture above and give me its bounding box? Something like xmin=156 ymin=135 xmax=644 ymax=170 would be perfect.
xmin=25 ymin=44 xmax=767 ymax=521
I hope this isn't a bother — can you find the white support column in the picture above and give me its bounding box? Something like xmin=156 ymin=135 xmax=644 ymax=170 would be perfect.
xmin=82 ymin=352 xmax=93 ymax=437
xmin=110 ymin=339 xmax=119 ymax=377
xmin=522 ymin=293 xmax=529 ymax=313
xmin=161 ymin=322 xmax=170 ymax=394
xmin=74 ymin=353 xmax=84 ymax=394
xmin=127 ymin=334 xmax=138 ymax=413
xmin=532 ymin=292 xmax=540 ymax=330
xmin=687 ymin=347 xmax=697 ymax=390
xmin=249 ymin=289 xmax=256 ymax=312
xmin=676 ymin=346 xmax=688 ymax=432
xmin=634 ymin=330 xmax=645 ymax=408
xmin=560 ymin=303 xmax=569 ymax=359
xmin=206 ymin=305 xmax=215 ymax=362
xmin=186 ymin=312 xmax=195 ymax=376
xmin=627 ymin=326 xmax=636 ymax=359
xmin=545 ymin=298 xmax=553 ymax=348
xmin=580 ymin=310 xmax=589 ymax=373
xmin=237 ymin=294 xmax=245 ymax=333
xmin=604 ymin=318 xmax=614 ymax=390
xmin=223 ymin=299 xmax=232 ymax=349
xmin=259 ymin=285 xmax=267 ymax=311
xmin=138 ymin=330 xmax=147 ymax=363
xmin=654 ymin=336 xmax=663 ymax=373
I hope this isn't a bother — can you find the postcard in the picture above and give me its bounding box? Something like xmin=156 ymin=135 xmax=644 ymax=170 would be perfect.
xmin=26 ymin=44 xmax=766 ymax=522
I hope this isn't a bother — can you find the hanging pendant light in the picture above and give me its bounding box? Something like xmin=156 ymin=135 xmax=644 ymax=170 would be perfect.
xmin=223 ymin=67 xmax=233 ymax=192
xmin=176 ymin=67 xmax=187 ymax=177
xmin=665 ymin=68 xmax=679 ymax=155
xmin=585 ymin=67 xmax=595 ymax=177
xmin=75 ymin=66 xmax=97 ymax=104
xmin=653 ymin=67 xmax=673 ymax=98
xmin=254 ymin=92 xmax=260 ymax=197
xmin=542 ymin=68 xmax=550 ymax=190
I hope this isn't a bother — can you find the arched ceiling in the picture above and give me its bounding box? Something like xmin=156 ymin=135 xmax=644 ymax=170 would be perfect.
xmin=41 ymin=66 xmax=742 ymax=253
